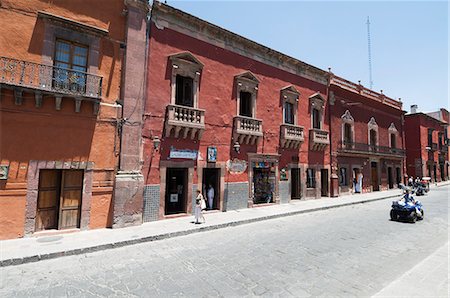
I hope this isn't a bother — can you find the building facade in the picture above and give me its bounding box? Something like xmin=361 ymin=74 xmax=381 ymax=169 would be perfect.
xmin=405 ymin=108 xmax=449 ymax=182
xmin=139 ymin=2 xmax=331 ymax=221
xmin=0 ymin=0 xmax=147 ymax=239
xmin=328 ymin=76 xmax=405 ymax=195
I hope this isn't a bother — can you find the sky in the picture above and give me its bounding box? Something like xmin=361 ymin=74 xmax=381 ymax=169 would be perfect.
xmin=168 ymin=0 xmax=448 ymax=113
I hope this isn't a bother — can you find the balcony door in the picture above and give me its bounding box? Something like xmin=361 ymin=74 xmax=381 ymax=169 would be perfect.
xmin=53 ymin=39 xmax=88 ymax=93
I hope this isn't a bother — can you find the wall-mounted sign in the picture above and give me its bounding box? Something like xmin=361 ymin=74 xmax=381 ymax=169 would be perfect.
xmin=280 ymin=168 xmax=288 ymax=181
xmin=170 ymin=194 xmax=178 ymax=203
xmin=0 ymin=165 xmax=9 ymax=180
xmin=207 ymin=146 xmax=217 ymax=162
xmin=226 ymin=159 xmax=247 ymax=174
xmin=169 ymin=147 xmax=198 ymax=160
xmin=252 ymin=161 xmax=275 ymax=169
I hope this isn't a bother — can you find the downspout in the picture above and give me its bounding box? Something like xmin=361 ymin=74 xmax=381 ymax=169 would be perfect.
xmin=327 ymin=68 xmax=338 ymax=197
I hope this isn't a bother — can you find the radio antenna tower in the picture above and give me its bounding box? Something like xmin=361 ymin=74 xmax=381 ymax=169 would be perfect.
xmin=366 ymin=16 xmax=373 ymax=89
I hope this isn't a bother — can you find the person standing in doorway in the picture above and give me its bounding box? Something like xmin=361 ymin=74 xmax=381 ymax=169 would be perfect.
xmin=207 ymin=184 xmax=214 ymax=210
xmin=194 ymin=190 xmax=206 ymax=224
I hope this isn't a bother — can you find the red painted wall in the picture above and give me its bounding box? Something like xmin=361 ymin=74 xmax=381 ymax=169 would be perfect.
xmin=144 ymin=24 xmax=329 ymax=185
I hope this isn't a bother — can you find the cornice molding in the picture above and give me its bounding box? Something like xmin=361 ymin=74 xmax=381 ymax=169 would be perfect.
xmin=151 ymin=2 xmax=329 ymax=86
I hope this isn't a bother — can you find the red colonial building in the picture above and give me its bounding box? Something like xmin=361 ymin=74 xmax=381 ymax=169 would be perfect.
xmin=140 ymin=2 xmax=331 ymax=220
xmin=405 ymin=106 xmax=449 ymax=182
xmin=329 ymin=76 xmax=406 ymax=195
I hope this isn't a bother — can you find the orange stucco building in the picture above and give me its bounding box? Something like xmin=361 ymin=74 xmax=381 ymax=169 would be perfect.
xmin=0 ymin=0 xmax=147 ymax=239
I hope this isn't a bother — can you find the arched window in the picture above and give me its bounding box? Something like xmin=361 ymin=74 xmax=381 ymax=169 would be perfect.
xmin=341 ymin=110 xmax=354 ymax=148
xmin=388 ymin=123 xmax=398 ymax=149
xmin=367 ymin=117 xmax=379 ymax=150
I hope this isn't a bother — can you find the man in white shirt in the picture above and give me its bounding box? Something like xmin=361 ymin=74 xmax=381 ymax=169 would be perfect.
xmin=207 ymin=184 xmax=214 ymax=210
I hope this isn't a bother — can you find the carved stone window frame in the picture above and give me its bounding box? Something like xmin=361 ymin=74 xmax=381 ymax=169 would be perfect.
xmin=341 ymin=110 xmax=355 ymax=144
xmin=388 ymin=123 xmax=398 ymax=148
xmin=235 ymin=71 xmax=259 ymax=118
xmin=169 ymin=52 xmax=204 ymax=108
xmin=368 ymin=117 xmax=379 ymax=146
xmin=281 ymin=85 xmax=300 ymax=125
xmin=309 ymin=92 xmax=325 ymax=129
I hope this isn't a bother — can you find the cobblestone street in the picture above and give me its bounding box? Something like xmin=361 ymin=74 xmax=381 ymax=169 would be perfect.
xmin=1 ymin=186 xmax=448 ymax=297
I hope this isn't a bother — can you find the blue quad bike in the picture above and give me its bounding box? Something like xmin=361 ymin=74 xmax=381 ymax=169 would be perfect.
xmin=390 ymin=199 xmax=424 ymax=223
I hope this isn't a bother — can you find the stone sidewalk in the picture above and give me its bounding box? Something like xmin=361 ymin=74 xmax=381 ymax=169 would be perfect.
xmin=1 ymin=181 xmax=448 ymax=267
xmin=373 ymin=241 xmax=449 ymax=297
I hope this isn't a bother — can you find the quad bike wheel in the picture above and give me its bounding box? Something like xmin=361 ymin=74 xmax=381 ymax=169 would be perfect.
xmin=410 ymin=211 xmax=417 ymax=223
xmin=390 ymin=210 xmax=397 ymax=221
xmin=418 ymin=209 xmax=424 ymax=220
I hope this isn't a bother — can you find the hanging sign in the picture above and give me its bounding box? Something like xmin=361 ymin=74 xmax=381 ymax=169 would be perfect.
xmin=226 ymin=159 xmax=247 ymax=174
xmin=169 ymin=147 xmax=198 ymax=160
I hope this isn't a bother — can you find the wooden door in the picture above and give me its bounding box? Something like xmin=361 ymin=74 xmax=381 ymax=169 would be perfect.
xmin=59 ymin=170 xmax=83 ymax=229
xmin=371 ymin=162 xmax=379 ymax=191
xmin=36 ymin=170 xmax=61 ymax=231
xmin=320 ymin=169 xmax=329 ymax=197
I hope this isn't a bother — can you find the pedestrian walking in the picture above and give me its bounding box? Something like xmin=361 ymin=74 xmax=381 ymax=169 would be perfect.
xmin=207 ymin=184 xmax=214 ymax=210
xmin=194 ymin=189 xmax=206 ymax=224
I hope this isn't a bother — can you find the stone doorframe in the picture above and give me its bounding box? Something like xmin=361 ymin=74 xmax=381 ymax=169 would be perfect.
xmin=24 ymin=160 xmax=94 ymax=236
xmin=197 ymin=161 xmax=226 ymax=211
xmin=159 ymin=160 xmax=195 ymax=219
xmin=247 ymin=153 xmax=280 ymax=208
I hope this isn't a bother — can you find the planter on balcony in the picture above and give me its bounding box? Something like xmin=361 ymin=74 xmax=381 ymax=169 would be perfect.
xmin=280 ymin=124 xmax=304 ymax=149
xmin=165 ymin=104 xmax=205 ymax=139
xmin=233 ymin=116 xmax=263 ymax=145
xmin=309 ymin=129 xmax=329 ymax=151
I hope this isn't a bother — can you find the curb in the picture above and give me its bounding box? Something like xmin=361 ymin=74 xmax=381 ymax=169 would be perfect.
xmin=0 ymin=193 xmax=401 ymax=267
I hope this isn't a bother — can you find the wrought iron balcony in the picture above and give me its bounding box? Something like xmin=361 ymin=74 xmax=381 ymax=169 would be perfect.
xmin=165 ymin=104 xmax=205 ymax=139
xmin=0 ymin=56 xmax=102 ymax=99
xmin=309 ymin=129 xmax=329 ymax=151
xmin=233 ymin=115 xmax=263 ymax=145
xmin=338 ymin=141 xmax=405 ymax=157
xmin=280 ymin=124 xmax=304 ymax=148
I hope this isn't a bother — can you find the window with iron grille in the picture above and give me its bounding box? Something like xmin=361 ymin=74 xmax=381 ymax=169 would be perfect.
xmin=53 ymin=39 xmax=88 ymax=93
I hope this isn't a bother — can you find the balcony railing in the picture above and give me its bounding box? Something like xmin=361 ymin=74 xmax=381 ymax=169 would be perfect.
xmin=338 ymin=141 xmax=405 ymax=157
xmin=0 ymin=56 xmax=102 ymax=98
xmin=165 ymin=104 xmax=205 ymax=139
xmin=309 ymin=128 xmax=329 ymax=151
xmin=280 ymin=124 xmax=304 ymax=149
xmin=233 ymin=115 xmax=263 ymax=145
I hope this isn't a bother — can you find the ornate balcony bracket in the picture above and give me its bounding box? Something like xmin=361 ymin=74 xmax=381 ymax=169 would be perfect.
xmin=165 ymin=104 xmax=205 ymax=140
xmin=280 ymin=124 xmax=304 ymax=149
xmin=233 ymin=116 xmax=263 ymax=145
xmin=309 ymin=129 xmax=329 ymax=151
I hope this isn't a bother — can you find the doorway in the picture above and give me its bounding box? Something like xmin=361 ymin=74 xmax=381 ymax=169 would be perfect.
xmin=387 ymin=167 xmax=394 ymax=189
xmin=433 ymin=165 xmax=437 ymax=182
xmin=165 ymin=168 xmax=188 ymax=215
xmin=253 ymin=168 xmax=274 ymax=204
xmin=320 ymin=169 xmax=329 ymax=197
xmin=396 ymin=168 xmax=401 ymax=187
xmin=371 ymin=162 xmax=379 ymax=191
xmin=36 ymin=169 xmax=83 ymax=232
xmin=291 ymin=168 xmax=302 ymax=200
xmin=202 ymin=168 xmax=220 ymax=210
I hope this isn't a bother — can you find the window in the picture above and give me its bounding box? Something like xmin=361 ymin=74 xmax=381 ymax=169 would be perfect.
xmin=390 ymin=133 xmax=397 ymax=148
xmin=370 ymin=129 xmax=377 ymax=146
xmin=306 ymin=168 xmax=316 ymax=188
xmin=312 ymin=108 xmax=321 ymax=129
xmin=344 ymin=123 xmax=352 ymax=144
xmin=284 ymin=102 xmax=294 ymax=124
xmin=438 ymin=133 xmax=443 ymax=149
xmin=339 ymin=167 xmax=348 ymax=186
xmin=53 ymin=39 xmax=88 ymax=92
xmin=239 ymin=91 xmax=253 ymax=117
xmin=428 ymin=129 xmax=433 ymax=146
xmin=175 ymin=75 xmax=194 ymax=107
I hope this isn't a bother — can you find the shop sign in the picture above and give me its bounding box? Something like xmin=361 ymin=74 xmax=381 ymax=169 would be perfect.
xmin=253 ymin=161 xmax=274 ymax=169
xmin=0 ymin=165 xmax=8 ymax=180
xmin=207 ymin=146 xmax=217 ymax=162
xmin=169 ymin=147 xmax=198 ymax=160
xmin=226 ymin=159 xmax=247 ymax=174
xmin=280 ymin=168 xmax=288 ymax=181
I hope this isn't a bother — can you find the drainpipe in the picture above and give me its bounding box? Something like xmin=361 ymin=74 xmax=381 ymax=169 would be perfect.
xmin=327 ymin=68 xmax=339 ymax=197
